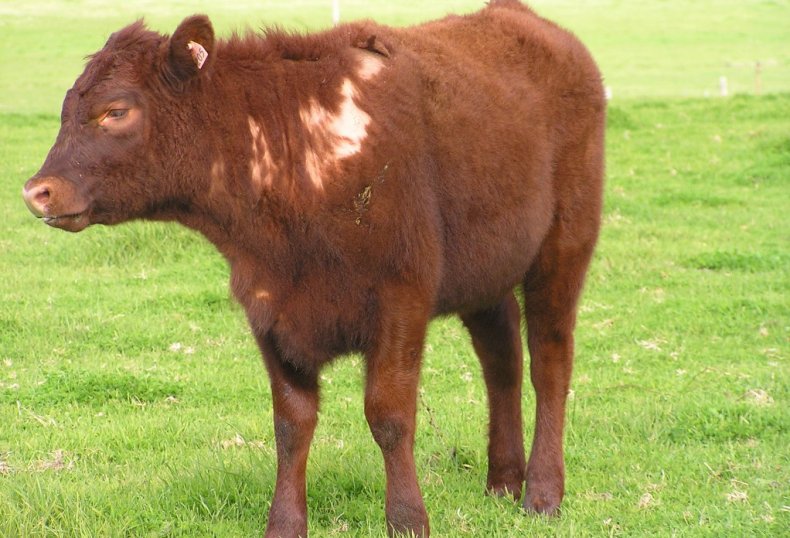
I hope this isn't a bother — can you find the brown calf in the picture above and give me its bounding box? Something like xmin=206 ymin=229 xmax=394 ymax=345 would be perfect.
xmin=22 ymin=1 xmax=604 ymax=535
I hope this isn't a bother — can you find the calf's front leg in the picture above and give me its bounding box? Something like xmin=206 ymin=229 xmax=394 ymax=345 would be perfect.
xmin=365 ymin=296 xmax=431 ymax=537
xmin=256 ymin=333 xmax=319 ymax=538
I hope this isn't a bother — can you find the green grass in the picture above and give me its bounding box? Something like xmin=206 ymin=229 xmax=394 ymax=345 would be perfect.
xmin=1 ymin=1 xmax=789 ymax=536
xmin=2 ymin=0 xmax=789 ymax=114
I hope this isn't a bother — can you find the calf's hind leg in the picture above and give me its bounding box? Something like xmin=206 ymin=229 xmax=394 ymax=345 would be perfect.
xmin=522 ymin=218 xmax=599 ymax=515
xmin=460 ymin=292 xmax=526 ymax=498
xmin=522 ymin=104 xmax=603 ymax=515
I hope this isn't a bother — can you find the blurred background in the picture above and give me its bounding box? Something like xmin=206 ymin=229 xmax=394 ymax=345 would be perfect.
xmin=2 ymin=0 xmax=789 ymax=115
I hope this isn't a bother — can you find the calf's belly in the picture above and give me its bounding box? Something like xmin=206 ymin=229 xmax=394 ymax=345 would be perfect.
xmin=435 ymin=217 xmax=546 ymax=315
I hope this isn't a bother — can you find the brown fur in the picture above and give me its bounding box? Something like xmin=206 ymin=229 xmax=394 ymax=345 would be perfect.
xmin=23 ymin=1 xmax=605 ymax=535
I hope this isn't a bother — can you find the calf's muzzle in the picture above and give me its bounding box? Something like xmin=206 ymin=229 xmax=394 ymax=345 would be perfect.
xmin=23 ymin=176 xmax=91 ymax=232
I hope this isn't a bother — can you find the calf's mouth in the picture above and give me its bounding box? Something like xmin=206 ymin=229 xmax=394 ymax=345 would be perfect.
xmin=41 ymin=211 xmax=90 ymax=232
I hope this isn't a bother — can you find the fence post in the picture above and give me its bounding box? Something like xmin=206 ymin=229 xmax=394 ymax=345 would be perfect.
xmin=719 ymin=76 xmax=728 ymax=97
xmin=333 ymin=0 xmax=340 ymax=26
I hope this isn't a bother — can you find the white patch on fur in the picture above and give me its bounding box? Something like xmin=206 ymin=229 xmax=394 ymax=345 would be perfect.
xmin=247 ymin=117 xmax=275 ymax=193
xmin=299 ymin=79 xmax=371 ymax=189
xmin=357 ymin=53 xmax=385 ymax=81
xmin=210 ymin=157 xmax=226 ymax=194
xmin=254 ymin=288 xmax=271 ymax=301
xmin=332 ymin=80 xmax=371 ymax=158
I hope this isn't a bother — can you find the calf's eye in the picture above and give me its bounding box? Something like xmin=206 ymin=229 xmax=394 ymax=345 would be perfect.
xmin=107 ymin=109 xmax=128 ymax=119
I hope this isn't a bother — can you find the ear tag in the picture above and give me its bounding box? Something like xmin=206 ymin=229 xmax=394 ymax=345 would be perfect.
xmin=187 ymin=41 xmax=208 ymax=69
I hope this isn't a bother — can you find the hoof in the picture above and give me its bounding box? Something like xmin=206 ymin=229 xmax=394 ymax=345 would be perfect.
xmin=264 ymin=511 xmax=307 ymax=538
xmin=522 ymin=487 xmax=562 ymax=516
xmin=387 ymin=521 xmax=429 ymax=538
xmin=486 ymin=478 xmax=525 ymax=501
xmin=386 ymin=503 xmax=429 ymax=537
xmin=524 ymin=461 xmax=563 ymax=516
xmin=486 ymin=464 xmax=526 ymax=501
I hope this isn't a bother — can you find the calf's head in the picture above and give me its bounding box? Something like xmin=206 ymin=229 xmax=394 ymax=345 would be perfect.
xmin=22 ymin=16 xmax=215 ymax=232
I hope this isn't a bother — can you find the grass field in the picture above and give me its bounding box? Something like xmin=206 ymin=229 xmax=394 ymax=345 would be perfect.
xmin=1 ymin=1 xmax=788 ymax=536
xmin=3 ymin=0 xmax=790 ymax=113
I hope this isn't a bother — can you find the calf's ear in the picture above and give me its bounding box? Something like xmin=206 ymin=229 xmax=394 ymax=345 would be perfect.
xmin=164 ymin=15 xmax=215 ymax=86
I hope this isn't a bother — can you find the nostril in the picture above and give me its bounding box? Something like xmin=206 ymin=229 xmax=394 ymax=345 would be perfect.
xmin=34 ymin=187 xmax=51 ymax=206
xmin=23 ymin=181 xmax=55 ymax=217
